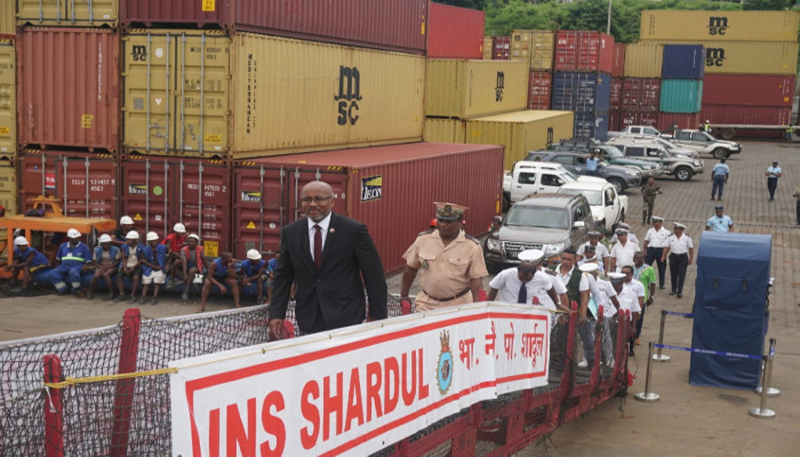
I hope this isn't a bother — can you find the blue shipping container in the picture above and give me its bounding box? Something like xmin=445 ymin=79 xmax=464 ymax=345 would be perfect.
xmin=662 ymin=45 xmax=705 ymax=80
xmin=551 ymin=72 xmax=611 ymax=113
xmin=660 ymin=79 xmax=703 ymax=113
xmin=573 ymin=112 xmax=609 ymax=141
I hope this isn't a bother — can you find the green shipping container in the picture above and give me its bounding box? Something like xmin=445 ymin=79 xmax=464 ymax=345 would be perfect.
xmin=659 ymin=79 xmax=703 ymax=114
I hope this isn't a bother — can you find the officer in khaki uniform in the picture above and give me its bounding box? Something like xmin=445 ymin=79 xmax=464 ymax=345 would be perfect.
xmin=401 ymin=202 xmax=488 ymax=312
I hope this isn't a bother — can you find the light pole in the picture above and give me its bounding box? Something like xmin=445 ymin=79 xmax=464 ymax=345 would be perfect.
xmin=607 ymin=0 xmax=612 ymax=35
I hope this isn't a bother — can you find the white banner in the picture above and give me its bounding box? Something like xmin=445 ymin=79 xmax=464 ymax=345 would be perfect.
xmin=170 ymin=303 xmax=551 ymax=457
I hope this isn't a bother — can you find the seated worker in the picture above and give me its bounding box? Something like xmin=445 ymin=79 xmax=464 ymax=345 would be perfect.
xmin=113 ymin=216 xmax=135 ymax=247
xmin=4 ymin=236 xmax=50 ymax=294
xmin=240 ymin=249 xmax=267 ymax=305
xmin=180 ymin=234 xmax=205 ymax=301
xmin=50 ymin=229 xmax=92 ymax=297
xmin=163 ymin=222 xmax=187 ymax=280
xmin=86 ymin=234 xmax=121 ymax=301
xmin=116 ymin=231 xmax=145 ymax=303
xmin=141 ymin=231 xmax=168 ymax=306
xmin=197 ymin=252 xmax=240 ymax=313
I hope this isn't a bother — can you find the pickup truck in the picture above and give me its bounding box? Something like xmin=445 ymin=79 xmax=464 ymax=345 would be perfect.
xmin=605 ymin=139 xmax=704 ymax=181
xmin=661 ymin=129 xmax=742 ymax=159
xmin=556 ymin=181 xmax=627 ymax=233
xmin=607 ymin=125 xmax=661 ymax=138
xmin=502 ymin=161 xmax=605 ymax=210
xmin=524 ymin=150 xmax=641 ymax=193
xmin=550 ymin=139 xmax=664 ymax=179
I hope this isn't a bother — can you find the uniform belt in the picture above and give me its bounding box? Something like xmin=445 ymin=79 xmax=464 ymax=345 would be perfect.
xmin=669 ymin=253 xmax=688 ymax=257
xmin=646 ymin=246 xmax=665 ymax=250
xmin=423 ymin=288 xmax=471 ymax=302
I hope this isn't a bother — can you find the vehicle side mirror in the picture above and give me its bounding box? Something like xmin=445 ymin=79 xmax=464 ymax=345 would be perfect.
xmin=492 ymin=215 xmax=503 ymax=227
xmin=572 ymin=221 xmax=585 ymax=230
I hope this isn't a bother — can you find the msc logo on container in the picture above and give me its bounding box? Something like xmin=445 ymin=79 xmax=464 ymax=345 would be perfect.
xmin=131 ymin=45 xmax=148 ymax=62
xmin=495 ymin=71 xmax=505 ymax=102
xmin=241 ymin=191 xmax=262 ymax=203
xmin=335 ymin=66 xmax=362 ymax=126
xmin=705 ymin=48 xmax=726 ymax=67
xmin=360 ymin=175 xmax=382 ymax=202
xmin=707 ymin=16 xmax=729 ymax=36
xmin=128 ymin=184 xmax=148 ymax=195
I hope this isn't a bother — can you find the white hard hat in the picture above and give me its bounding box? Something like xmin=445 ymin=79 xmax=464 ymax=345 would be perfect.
xmin=173 ymin=223 xmax=186 ymax=233
xmin=98 ymin=234 xmax=112 ymax=243
xmin=146 ymin=231 xmax=160 ymax=241
xmin=14 ymin=236 xmax=29 ymax=246
xmin=246 ymin=249 xmax=262 ymax=260
xmin=120 ymin=216 xmax=134 ymax=225
xmin=187 ymin=233 xmax=200 ymax=241
xmin=125 ymin=230 xmax=140 ymax=240
xmin=67 ymin=228 xmax=81 ymax=239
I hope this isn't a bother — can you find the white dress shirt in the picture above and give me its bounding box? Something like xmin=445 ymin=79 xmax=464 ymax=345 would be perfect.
xmin=610 ymin=241 xmax=640 ymax=270
xmin=666 ymin=234 xmax=693 ymax=255
xmin=489 ymin=268 xmax=553 ymax=308
xmin=644 ymin=227 xmax=671 ymax=248
xmin=307 ymin=213 xmax=332 ymax=262
xmin=538 ymin=273 xmax=567 ymax=310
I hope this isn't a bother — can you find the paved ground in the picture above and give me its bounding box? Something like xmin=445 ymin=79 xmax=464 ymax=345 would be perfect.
xmin=1 ymin=139 xmax=798 ymax=455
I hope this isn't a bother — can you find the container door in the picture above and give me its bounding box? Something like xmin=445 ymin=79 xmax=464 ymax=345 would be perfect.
xmin=123 ymin=32 xmax=175 ymax=154
xmin=0 ymin=156 xmax=16 ymax=215
xmin=232 ymin=164 xmax=288 ymax=259
xmin=17 ymin=0 xmax=67 ymax=25
xmin=70 ymin=0 xmax=117 ymax=26
xmin=120 ymin=157 xmax=172 ymax=238
xmin=175 ymin=32 xmax=230 ymax=157
xmin=0 ymin=38 xmax=14 ymax=156
xmin=174 ymin=160 xmax=230 ymax=258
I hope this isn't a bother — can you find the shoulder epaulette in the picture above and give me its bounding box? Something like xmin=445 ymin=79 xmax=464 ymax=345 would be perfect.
xmin=418 ymin=229 xmax=435 ymax=236
xmin=465 ymin=234 xmax=480 ymax=244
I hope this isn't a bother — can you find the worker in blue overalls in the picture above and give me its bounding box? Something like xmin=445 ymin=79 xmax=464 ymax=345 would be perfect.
xmin=50 ymin=228 xmax=92 ymax=297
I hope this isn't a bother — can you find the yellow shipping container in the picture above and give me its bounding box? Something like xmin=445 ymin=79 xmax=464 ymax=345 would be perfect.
xmin=465 ymin=110 xmax=573 ymax=170
xmin=624 ymin=42 xmax=663 ymax=78
xmin=0 ymin=0 xmax=14 ymax=34
xmin=17 ymin=0 xmax=117 ymax=27
xmin=426 ymin=59 xmax=528 ymax=120
xmin=424 ymin=118 xmax=466 ymax=143
xmin=0 ymin=156 xmax=16 ymax=215
xmin=640 ymin=10 xmax=800 ymax=43
xmin=0 ymin=38 xmax=14 ymax=156
xmin=123 ymin=31 xmax=425 ymax=158
xmin=511 ymin=30 xmax=555 ymax=70
xmin=648 ymin=40 xmax=798 ymax=75
xmin=483 ymin=36 xmax=494 ymax=60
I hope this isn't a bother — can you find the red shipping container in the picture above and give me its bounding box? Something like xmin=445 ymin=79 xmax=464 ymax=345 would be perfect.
xmin=620 ymin=110 xmax=659 ymax=129
xmin=528 ymin=71 xmax=553 ymax=110
xmin=658 ymin=113 xmax=701 ymax=131
xmin=701 ymin=105 xmax=792 ymax=126
xmin=612 ymin=43 xmax=626 ymax=77
xmin=428 ymin=3 xmax=484 ymax=59
xmin=17 ymin=149 xmax=119 ymax=221
xmin=702 ymin=74 xmax=795 ymax=107
xmin=610 ymin=77 xmax=623 ymax=110
xmin=17 ymin=28 xmax=120 ymax=152
xmin=120 ymin=156 xmax=231 ymax=257
xmin=494 ymin=36 xmax=510 ymax=60
xmin=232 ymin=143 xmax=504 ymax=273
xmin=622 ymin=78 xmax=660 ymax=112
xmin=120 ymin=0 xmax=427 ymax=54
xmin=554 ymin=30 xmax=614 ymax=73
xmin=608 ymin=110 xmax=621 ymax=132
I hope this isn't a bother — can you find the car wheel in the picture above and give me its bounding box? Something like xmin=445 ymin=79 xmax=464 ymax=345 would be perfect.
xmin=674 ymin=167 xmax=693 ymax=181
xmin=608 ymin=178 xmax=625 ymax=193
xmin=712 ymin=148 xmax=729 ymax=159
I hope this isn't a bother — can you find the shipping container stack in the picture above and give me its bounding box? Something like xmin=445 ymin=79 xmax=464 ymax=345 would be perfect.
xmin=608 ymin=43 xmax=625 ymax=131
xmin=620 ymin=42 xmax=663 ymax=130
xmin=639 ymin=10 xmax=800 ymax=136
xmin=551 ymin=30 xmax=615 ymax=140
xmin=510 ymin=30 xmax=556 ymax=110
xmin=0 ymin=33 xmax=16 ymax=216
xmin=658 ymin=44 xmax=705 ymax=131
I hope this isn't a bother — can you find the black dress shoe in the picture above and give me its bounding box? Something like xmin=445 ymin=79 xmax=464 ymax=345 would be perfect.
xmin=677 ymin=293 xmax=683 ymax=298
xmin=659 ymin=285 xmax=665 ymax=290
xmin=669 ymin=291 xmax=676 ymax=295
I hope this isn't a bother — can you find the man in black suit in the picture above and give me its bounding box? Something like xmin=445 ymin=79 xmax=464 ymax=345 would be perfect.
xmin=268 ymin=181 xmax=387 ymax=338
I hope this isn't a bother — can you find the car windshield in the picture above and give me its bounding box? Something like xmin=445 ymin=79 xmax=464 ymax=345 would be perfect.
xmin=558 ymin=188 xmax=602 ymax=205
xmin=505 ymin=206 xmax=569 ymax=229
xmin=602 ymin=146 xmax=624 ymax=159
xmin=559 ymin=167 xmax=580 ymax=181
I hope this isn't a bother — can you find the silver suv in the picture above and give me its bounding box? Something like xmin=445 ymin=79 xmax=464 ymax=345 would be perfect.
xmin=607 ymin=140 xmax=704 ymax=181
xmin=662 ymin=129 xmax=742 ymax=159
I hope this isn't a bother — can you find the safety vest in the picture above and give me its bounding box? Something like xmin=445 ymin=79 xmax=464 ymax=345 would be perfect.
xmin=182 ymin=245 xmax=205 ymax=271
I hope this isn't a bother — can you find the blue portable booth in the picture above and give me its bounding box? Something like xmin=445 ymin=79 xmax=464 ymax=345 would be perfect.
xmin=690 ymin=232 xmax=771 ymax=389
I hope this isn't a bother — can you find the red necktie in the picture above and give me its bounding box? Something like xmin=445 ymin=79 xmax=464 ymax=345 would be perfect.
xmin=314 ymin=225 xmax=322 ymax=268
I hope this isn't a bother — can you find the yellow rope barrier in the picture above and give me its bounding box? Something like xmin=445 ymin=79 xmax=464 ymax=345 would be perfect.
xmin=43 ymin=367 xmax=179 ymax=389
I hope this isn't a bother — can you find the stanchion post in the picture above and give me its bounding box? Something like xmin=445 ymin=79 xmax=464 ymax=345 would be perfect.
xmin=635 ymin=342 xmax=660 ymax=403
xmin=749 ymin=353 xmax=776 ymax=419
xmin=652 ymin=310 xmax=671 ymax=363
xmin=755 ymin=338 xmax=779 ymax=397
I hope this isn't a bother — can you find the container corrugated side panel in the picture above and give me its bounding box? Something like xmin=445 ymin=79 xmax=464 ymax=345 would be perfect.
xmin=657 ymin=113 xmax=700 ymax=131
xmin=610 ymin=77 xmax=623 ymax=110
xmin=465 ymin=110 xmax=574 ymax=169
xmin=528 ymin=71 xmax=552 ymax=110
xmin=640 ymin=10 xmax=800 ymax=43
xmin=17 ymin=0 xmax=117 ymax=27
xmin=702 ymin=74 xmax=794 ymax=107
xmin=426 ymin=59 xmax=528 ymax=119
xmin=18 ymin=149 xmax=118 ymax=220
xmin=624 ymin=43 xmax=663 ymax=78
xmin=0 ymin=2 xmax=15 ymax=34
xmin=511 ymin=30 xmax=554 ymax=70
xmin=612 ymin=43 xmax=625 ymax=77
xmin=120 ymin=156 xmax=231 ymax=256
xmin=493 ymin=37 xmax=510 ymax=60
xmin=573 ymin=112 xmax=609 ymax=141
xmin=551 ymin=72 xmax=611 ymax=113
xmin=483 ymin=36 xmax=494 ymax=59
xmin=18 ymin=28 xmax=120 ymax=152
xmin=0 ymin=156 xmax=16 ymax=215
xmin=608 ymin=110 xmax=620 ymax=132
xmin=0 ymin=38 xmax=15 ymax=156
xmin=701 ymin=105 xmax=792 ymax=126
xmin=647 ymin=40 xmax=798 ymax=75
xmin=621 ymin=78 xmax=660 ymax=113
xmin=554 ymin=31 xmax=614 ymax=73
xmin=428 ymin=3 xmax=484 ymax=59
xmin=424 ymin=118 xmax=466 ymax=143
xmin=232 ymin=143 xmax=504 ymax=273
xmin=661 ymin=44 xmax=705 ymax=79
xmin=659 ymin=79 xmax=703 ymax=113
xmin=620 ymin=111 xmax=658 ymax=129
xmin=231 ymin=35 xmax=425 ymax=157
